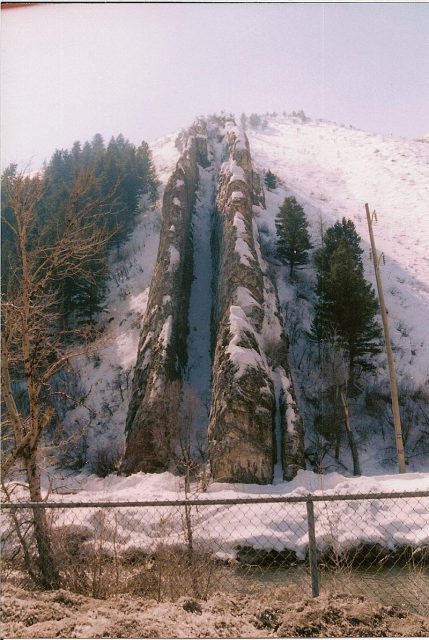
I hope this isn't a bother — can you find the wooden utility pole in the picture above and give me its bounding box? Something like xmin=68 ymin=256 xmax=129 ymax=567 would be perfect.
xmin=365 ymin=203 xmax=406 ymax=473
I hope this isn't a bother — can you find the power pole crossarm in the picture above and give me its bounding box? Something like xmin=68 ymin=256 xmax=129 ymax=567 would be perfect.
xmin=365 ymin=203 xmax=406 ymax=474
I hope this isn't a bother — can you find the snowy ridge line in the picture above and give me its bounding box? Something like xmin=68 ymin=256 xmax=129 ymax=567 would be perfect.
xmin=4 ymin=490 xmax=429 ymax=508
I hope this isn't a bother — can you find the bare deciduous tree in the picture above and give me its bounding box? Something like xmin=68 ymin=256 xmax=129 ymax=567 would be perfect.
xmin=1 ymin=170 xmax=114 ymax=588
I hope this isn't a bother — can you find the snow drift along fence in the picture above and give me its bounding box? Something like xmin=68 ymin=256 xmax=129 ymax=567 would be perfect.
xmin=2 ymin=492 xmax=428 ymax=615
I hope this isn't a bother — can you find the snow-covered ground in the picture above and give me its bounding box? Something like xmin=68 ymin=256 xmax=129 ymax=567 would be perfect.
xmin=52 ymin=466 xmax=429 ymax=501
xmin=62 ymin=205 xmax=160 ymax=462
xmin=4 ymin=584 xmax=428 ymax=638
xmin=17 ymin=468 xmax=429 ymax=562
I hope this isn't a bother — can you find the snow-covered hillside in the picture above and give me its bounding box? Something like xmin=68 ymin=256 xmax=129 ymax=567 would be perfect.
xmin=239 ymin=115 xmax=428 ymax=475
xmin=248 ymin=116 xmax=429 ymax=388
xmin=61 ymin=114 xmax=428 ymax=482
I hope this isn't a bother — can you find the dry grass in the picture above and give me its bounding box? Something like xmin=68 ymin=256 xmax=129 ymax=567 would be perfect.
xmin=2 ymin=583 xmax=428 ymax=638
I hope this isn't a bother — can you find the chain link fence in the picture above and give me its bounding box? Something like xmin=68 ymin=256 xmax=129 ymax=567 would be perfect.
xmin=2 ymin=492 xmax=428 ymax=615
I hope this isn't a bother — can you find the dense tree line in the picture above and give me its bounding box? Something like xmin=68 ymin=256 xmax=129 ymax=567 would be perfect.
xmin=2 ymin=134 xmax=158 ymax=325
xmin=1 ymin=134 xmax=158 ymax=586
xmin=1 ymin=169 xmax=117 ymax=588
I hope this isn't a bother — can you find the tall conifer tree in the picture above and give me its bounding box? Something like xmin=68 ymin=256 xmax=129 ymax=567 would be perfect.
xmin=275 ymin=196 xmax=312 ymax=277
xmin=312 ymin=221 xmax=382 ymax=379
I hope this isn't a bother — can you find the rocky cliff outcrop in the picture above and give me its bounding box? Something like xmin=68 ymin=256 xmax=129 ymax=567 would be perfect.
xmin=122 ymin=122 xmax=208 ymax=473
xmin=122 ymin=116 xmax=304 ymax=483
xmin=208 ymin=122 xmax=276 ymax=483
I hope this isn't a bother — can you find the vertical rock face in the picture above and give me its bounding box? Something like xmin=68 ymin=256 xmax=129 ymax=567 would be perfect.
xmin=123 ymin=116 xmax=305 ymax=483
xmin=122 ymin=122 xmax=208 ymax=473
xmin=208 ymin=122 xmax=276 ymax=484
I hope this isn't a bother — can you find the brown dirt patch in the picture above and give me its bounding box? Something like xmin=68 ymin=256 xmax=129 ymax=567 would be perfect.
xmin=1 ymin=584 xmax=428 ymax=638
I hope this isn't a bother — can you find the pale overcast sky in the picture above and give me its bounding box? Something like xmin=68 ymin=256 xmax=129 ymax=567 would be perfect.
xmin=1 ymin=2 xmax=428 ymax=170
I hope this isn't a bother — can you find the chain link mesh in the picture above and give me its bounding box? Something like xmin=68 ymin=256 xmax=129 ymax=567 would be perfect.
xmin=2 ymin=493 xmax=428 ymax=615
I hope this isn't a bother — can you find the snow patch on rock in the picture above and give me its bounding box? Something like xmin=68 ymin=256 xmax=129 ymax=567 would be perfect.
xmin=226 ymin=305 xmax=265 ymax=377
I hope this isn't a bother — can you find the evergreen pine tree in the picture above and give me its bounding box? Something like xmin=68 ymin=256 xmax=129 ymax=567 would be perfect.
xmin=2 ymin=133 xmax=158 ymax=329
xmin=136 ymin=140 xmax=159 ymax=202
xmin=91 ymin=133 xmax=105 ymax=155
xmin=275 ymin=196 xmax=312 ymax=277
xmin=264 ymin=170 xmax=277 ymax=190
xmin=1 ymin=164 xmax=19 ymax=291
xmin=71 ymin=141 xmax=82 ymax=171
xmin=316 ymin=217 xmax=363 ymax=273
xmin=312 ymin=232 xmax=382 ymax=378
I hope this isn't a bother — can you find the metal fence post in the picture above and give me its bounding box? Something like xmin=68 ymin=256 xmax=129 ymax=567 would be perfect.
xmin=306 ymin=496 xmax=320 ymax=597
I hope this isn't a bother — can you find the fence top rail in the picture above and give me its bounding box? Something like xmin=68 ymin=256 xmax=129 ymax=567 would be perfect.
xmin=1 ymin=490 xmax=429 ymax=509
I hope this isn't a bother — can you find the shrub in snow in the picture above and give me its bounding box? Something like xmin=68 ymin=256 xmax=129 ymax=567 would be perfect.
xmin=90 ymin=443 xmax=122 ymax=477
xmin=291 ymin=109 xmax=307 ymax=122
xmin=57 ymin=425 xmax=89 ymax=471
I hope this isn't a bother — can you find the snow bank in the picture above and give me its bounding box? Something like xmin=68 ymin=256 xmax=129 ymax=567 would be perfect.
xmin=24 ymin=469 xmax=429 ymax=563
